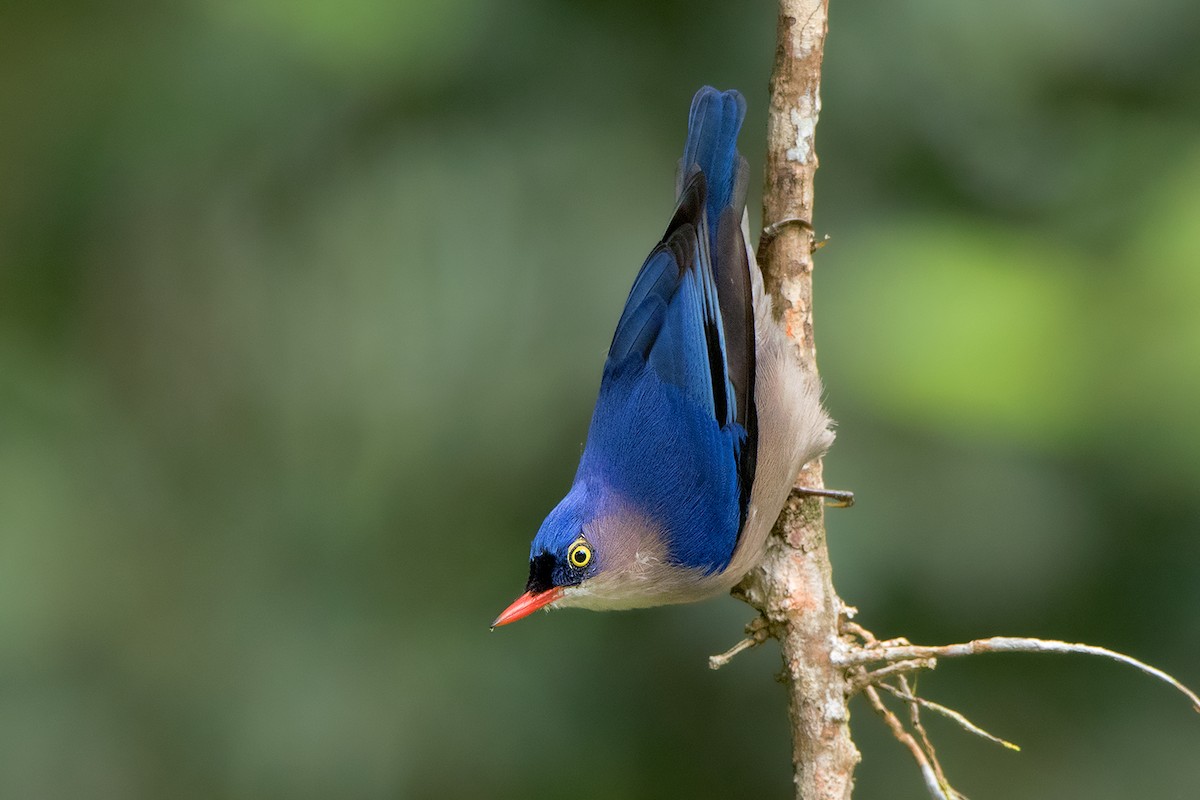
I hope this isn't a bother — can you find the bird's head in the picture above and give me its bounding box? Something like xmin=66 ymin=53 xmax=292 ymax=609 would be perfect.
xmin=492 ymin=482 xmax=678 ymax=627
xmin=492 ymin=489 xmax=600 ymax=627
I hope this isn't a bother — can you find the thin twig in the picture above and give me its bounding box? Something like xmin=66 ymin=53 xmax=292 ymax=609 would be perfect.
xmin=709 ymin=617 xmax=771 ymax=670
xmin=840 ymin=619 xmax=875 ymax=646
xmin=863 ymin=685 xmax=953 ymax=800
xmin=847 ymin=658 xmax=937 ymax=694
xmin=709 ymin=636 xmax=760 ymax=669
xmin=844 ymin=636 xmax=1200 ymax=712
xmin=879 ymin=681 xmax=1021 ymax=752
xmin=794 ymin=486 xmax=855 ymax=508
xmin=899 ymin=674 xmax=957 ymax=796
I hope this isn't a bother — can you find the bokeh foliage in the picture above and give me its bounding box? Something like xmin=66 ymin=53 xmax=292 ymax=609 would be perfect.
xmin=2 ymin=1 xmax=1198 ymax=797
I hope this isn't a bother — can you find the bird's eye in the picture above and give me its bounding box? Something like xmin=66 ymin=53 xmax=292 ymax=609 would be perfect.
xmin=567 ymin=539 xmax=592 ymax=569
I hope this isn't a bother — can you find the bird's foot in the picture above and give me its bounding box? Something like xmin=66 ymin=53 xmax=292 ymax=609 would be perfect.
xmin=758 ymin=217 xmax=829 ymax=257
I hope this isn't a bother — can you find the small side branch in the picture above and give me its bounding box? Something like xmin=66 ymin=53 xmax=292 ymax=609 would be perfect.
xmin=847 ymin=658 xmax=936 ymax=694
xmin=863 ymin=685 xmax=959 ymax=800
xmin=877 ymin=681 xmax=1021 ymax=752
xmin=840 ymin=623 xmax=1198 ymax=798
xmin=709 ymin=615 xmax=771 ymax=670
xmin=844 ymin=636 xmax=1200 ymax=712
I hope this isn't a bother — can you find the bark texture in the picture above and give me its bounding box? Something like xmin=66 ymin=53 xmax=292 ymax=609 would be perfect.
xmin=735 ymin=2 xmax=861 ymax=797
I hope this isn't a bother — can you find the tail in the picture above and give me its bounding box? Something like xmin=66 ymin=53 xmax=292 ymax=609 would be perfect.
xmin=678 ymin=86 xmax=748 ymax=225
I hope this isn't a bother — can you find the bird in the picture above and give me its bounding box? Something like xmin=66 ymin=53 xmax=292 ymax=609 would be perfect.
xmin=493 ymin=86 xmax=834 ymax=628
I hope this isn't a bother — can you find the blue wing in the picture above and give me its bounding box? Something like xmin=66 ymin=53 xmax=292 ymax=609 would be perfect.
xmin=608 ymin=176 xmax=735 ymax=425
xmin=579 ymin=88 xmax=758 ymax=574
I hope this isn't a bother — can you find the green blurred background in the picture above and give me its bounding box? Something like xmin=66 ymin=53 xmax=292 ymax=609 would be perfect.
xmin=3 ymin=0 xmax=1198 ymax=797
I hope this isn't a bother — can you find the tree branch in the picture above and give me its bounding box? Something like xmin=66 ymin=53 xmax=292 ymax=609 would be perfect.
xmin=864 ymin=685 xmax=953 ymax=800
xmin=838 ymin=625 xmax=1198 ymax=794
xmin=844 ymin=636 xmax=1200 ymax=712
xmin=730 ymin=1 xmax=860 ymax=798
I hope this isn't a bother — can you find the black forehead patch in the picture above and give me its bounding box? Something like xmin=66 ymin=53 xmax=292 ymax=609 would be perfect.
xmin=525 ymin=552 xmax=557 ymax=595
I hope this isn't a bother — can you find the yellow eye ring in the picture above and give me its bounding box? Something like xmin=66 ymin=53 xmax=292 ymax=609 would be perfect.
xmin=567 ymin=540 xmax=592 ymax=569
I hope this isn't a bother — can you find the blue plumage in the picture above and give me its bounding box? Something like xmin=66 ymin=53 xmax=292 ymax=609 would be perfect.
xmin=493 ymin=87 xmax=832 ymax=626
xmin=682 ymin=88 xmax=747 ymax=235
